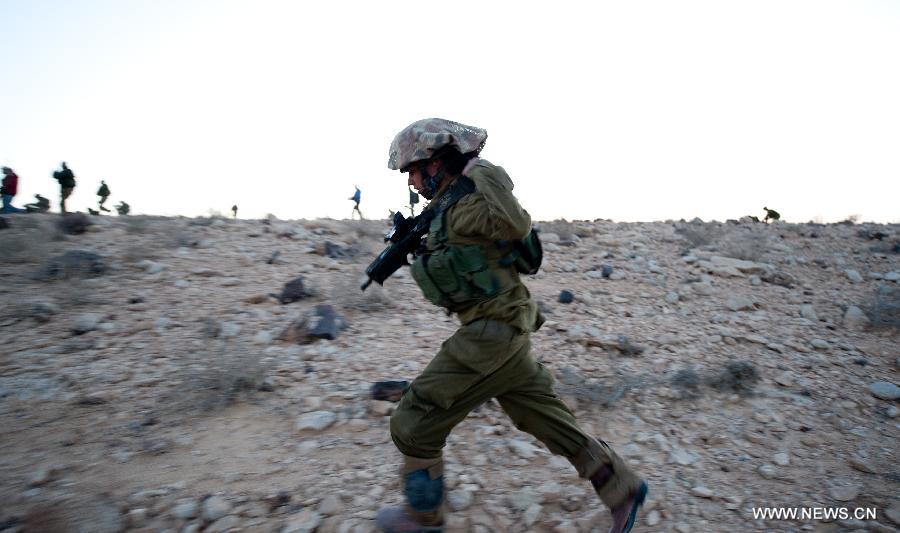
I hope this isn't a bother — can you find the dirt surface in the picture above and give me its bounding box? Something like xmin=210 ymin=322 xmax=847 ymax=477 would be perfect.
xmin=0 ymin=213 xmax=898 ymax=532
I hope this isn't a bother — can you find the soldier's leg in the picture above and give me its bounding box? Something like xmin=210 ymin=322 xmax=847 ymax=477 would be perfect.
xmin=384 ymin=319 xmax=528 ymax=528
xmin=495 ymin=340 xmax=644 ymax=513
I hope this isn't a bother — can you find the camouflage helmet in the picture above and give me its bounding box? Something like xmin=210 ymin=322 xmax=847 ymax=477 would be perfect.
xmin=388 ymin=118 xmax=487 ymax=171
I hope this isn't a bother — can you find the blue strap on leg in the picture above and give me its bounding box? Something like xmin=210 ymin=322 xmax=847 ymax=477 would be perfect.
xmin=404 ymin=469 xmax=444 ymax=513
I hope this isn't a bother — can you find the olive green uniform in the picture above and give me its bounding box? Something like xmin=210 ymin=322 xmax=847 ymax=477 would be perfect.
xmin=390 ymin=160 xmax=642 ymax=522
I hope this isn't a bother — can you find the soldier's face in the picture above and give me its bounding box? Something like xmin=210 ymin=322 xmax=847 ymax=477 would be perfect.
xmin=406 ymin=159 xmax=442 ymax=196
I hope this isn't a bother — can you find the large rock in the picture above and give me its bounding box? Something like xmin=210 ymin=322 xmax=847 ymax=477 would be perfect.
xmin=868 ymin=381 xmax=900 ymax=401
xmin=842 ymin=305 xmax=870 ymax=330
xmin=273 ymin=276 xmax=310 ymax=304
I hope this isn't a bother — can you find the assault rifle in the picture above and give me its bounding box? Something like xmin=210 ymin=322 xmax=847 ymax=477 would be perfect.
xmin=360 ymin=209 xmax=434 ymax=291
xmin=361 ymin=176 xmax=475 ymax=291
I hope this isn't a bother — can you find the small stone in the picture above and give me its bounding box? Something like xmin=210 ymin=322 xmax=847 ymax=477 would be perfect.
xmin=690 ymin=486 xmax=714 ymax=498
xmin=173 ymin=499 xmax=199 ymax=519
xmin=828 ymin=485 xmax=859 ymax=502
xmin=774 ymin=371 xmax=794 ymax=387
xmin=749 ymin=275 xmax=762 ymax=286
xmin=669 ymin=448 xmax=698 ymax=466
xmin=295 ymin=411 xmax=337 ymax=431
xmin=758 ymin=464 xmax=777 ymax=479
xmin=810 ymin=338 xmax=830 ymax=350
xmin=508 ymin=439 xmax=540 ymax=459
xmin=601 ymin=265 xmax=614 ymax=278
xmin=72 ymin=313 xmax=100 ymax=334
xmin=126 ymin=508 xmax=147 ymax=528
xmin=202 ymin=495 xmax=232 ymax=522
xmin=317 ymin=494 xmax=343 ymax=516
xmin=665 ymin=291 xmax=680 ymax=304
xmin=868 ymin=381 xmax=900 ymax=401
xmin=845 ymin=269 xmax=864 ymax=283
xmin=847 ymin=457 xmax=876 ymax=474
xmin=726 ymin=297 xmax=756 ymax=311
xmin=800 ymin=304 xmax=818 ymax=321
xmin=522 ymin=503 xmax=542 ymax=527
xmin=558 ymin=290 xmax=574 ymax=304
xmin=447 ymin=489 xmax=474 ymax=511
xmin=646 ymin=510 xmax=661 ymax=526
xmin=843 ymin=306 xmax=870 ymax=330
xmin=283 ymin=508 xmax=322 ymax=533
xmin=773 ymin=452 xmax=790 ymax=466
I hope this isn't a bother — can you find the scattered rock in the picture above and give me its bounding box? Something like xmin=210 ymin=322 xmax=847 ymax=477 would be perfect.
xmin=868 ymin=381 xmax=900 ymax=401
xmin=690 ymin=486 xmax=714 ymax=498
xmin=72 ymin=313 xmax=101 ymax=335
xmin=202 ymin=495 xmax=232 ymax=522
xmin=842 ymin=305 xmax=870 ymax=330
xmin=283 ymin=508 xmax=322 ymax=533
xmin=273 ymin=276 xmax=310 ymax=304
xmin=845 ymin=269 xmax=864 ymax=283
xmin=828 ymin=485 xmax=859 ymax=502
xmin=295 ymin=411 xmax=337 ymax=432
xmin=558 ymin=290 xmax=574 ymax=304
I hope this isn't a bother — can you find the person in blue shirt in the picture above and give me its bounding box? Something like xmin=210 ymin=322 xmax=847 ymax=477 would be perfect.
xmin=349 ymin=185 xmax=363 ymax=219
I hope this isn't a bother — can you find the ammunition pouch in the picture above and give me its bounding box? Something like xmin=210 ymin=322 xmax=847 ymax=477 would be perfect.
xmin=498 ymin=228 xmax=543 ymax=275
xmin=411 ymin=244 xmax=517 ymax=312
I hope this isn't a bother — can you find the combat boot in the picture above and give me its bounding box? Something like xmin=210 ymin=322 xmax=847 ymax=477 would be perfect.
xmin=572 ymin=437 xmax=648 ymax=533
xmin=376 ymin=455 xmax=444 ymax=533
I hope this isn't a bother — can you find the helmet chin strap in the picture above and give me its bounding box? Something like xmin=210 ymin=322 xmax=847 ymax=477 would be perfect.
xmin=418 ymin=161 xmax=447 ymax=200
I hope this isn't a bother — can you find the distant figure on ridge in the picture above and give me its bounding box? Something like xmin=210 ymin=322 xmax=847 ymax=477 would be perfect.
xmin=763 ymin=207 xmax=780 ymax=224
xmin=53 ymin=162 xmax=76 ymax=213
xmin=1 ymin=166 xmax=23 ymax=213
xmin=115 ymin=201 xmax=130 ymax=215
xmin=349 ymin=185 xmax=364 ymax=219
xmin=408 ymin=187 xmax=419 ymax=217
xmin=97 ymin=180 xmax=111 ymax=212
xmin=231 ymin=204 xmax=238 ymax=218
xmin=24 ymin=194 xmax=50 ymax=213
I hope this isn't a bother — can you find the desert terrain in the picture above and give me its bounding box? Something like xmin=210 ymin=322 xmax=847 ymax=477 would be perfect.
xmin=0 ymin=212 xmax=897 ymax=533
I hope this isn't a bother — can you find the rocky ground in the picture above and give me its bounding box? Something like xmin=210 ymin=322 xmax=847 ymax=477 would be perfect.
xmin=0 ymin=212 xmax=898 ymax=533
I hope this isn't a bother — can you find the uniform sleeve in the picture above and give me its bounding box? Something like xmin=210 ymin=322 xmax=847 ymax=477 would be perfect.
xmin=448 ymin=160 xmax=532 ymax=241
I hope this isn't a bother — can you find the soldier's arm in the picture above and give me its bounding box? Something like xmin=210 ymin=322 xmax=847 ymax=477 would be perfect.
xmin=449 ymin=159 xmax=532 ymax=241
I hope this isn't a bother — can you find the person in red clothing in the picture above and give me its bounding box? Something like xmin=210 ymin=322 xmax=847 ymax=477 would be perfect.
xmin=1 ymin=167 xmax=23 ymax=213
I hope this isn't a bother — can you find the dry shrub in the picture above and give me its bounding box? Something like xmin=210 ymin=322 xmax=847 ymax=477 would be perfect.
xmin=331 ymin=274 xmax=395 ymax=312
xmin=0 ymin=217 xmax=61 ymax=264
xmin=706 ymin=361 xmax=759 ymax=395
xmin=162 ymin=335 xmax=273 ymax=415
xmin=674 ymin=222 xmax=725 ymax=248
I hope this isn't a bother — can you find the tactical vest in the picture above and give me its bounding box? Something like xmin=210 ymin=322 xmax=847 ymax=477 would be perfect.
xmin=410 ymin=182 xmax=543 ymax=312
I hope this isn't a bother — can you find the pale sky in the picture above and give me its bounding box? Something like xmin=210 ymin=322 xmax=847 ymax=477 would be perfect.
xmin=2 ymin=0 xmax=898 ymax=223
